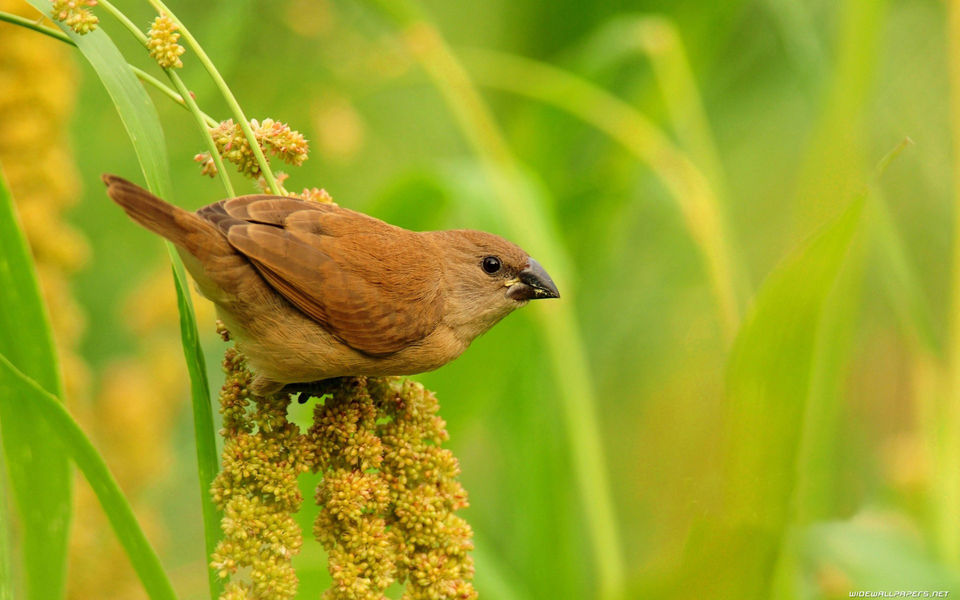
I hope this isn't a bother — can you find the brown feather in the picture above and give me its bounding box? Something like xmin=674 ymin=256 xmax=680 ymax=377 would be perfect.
xmin=102 ymin=174 xmax=549 ymax=393
xmin=210 ymin=202 xmax=445 ymax=356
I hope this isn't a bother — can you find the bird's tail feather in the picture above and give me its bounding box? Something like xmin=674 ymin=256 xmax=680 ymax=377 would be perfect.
xmin=101 ymin=174 xmax=228 ymax=260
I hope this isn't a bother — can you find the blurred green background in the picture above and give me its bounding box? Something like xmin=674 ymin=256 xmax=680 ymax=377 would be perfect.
xmin=16 ymin=0 xmax=960 ymax=598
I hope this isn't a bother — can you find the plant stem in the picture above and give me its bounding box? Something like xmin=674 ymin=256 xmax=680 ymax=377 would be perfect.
xmin=365 ymin=3 xmax=626 ymax=597
xmin=130 ymin=66 xmax=218 ymax=127
xmin=165 ymin=74 xmax=234 ymax=195
xmin=0 ymin=10 xmax=72 ymax=43
xmin=147 ymin=0 xmax=281 ymax=194
xmin=88 ymin=4 xmax=229 ymax=595
xmin=0 ymin=16 xmax=217 ymax=129
xmin=97 ymin=0 xmax=234 ymax=197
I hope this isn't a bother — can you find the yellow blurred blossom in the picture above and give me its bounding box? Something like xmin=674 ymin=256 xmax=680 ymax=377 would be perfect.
xmin=311 ymin=94 xmax=365 ymax=163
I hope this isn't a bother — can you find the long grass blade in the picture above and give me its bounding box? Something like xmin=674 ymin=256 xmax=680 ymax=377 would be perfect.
xmin=681 ymin=199 xmax=864 ymax=599
xmin=578 ymin=15 xmax=730 ymax=201
xmin=0 ymin=165 xmax=71 ymax=598
xmin=464 ymin=48 xmax=742 ymax=341
xmin=24 ymin=1 xmax=222 ymax=593
xmin=167 ymin=256 xmax=221 ymax=599
xmin=0 ymin=354 xmax=178 ymax=600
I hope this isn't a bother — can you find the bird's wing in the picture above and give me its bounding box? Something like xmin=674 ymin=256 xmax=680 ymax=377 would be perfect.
xmin=197 ymin=196 xmax=444 ymax=356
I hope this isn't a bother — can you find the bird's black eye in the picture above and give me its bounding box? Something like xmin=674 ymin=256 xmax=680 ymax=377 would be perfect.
xmin=482 ymin=256 xmax=502 ymax=274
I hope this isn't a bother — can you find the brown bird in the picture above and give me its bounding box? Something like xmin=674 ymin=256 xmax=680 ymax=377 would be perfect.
xmin=102 ymin=175 xmax=559 ymax=395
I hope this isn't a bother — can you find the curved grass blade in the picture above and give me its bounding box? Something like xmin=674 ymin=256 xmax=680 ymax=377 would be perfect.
xmin=464 ymin=47 xmax=742 ymax=342
xmin=24 ymin=0 xmax=171 ymax=196
xmin=0 ymin=354 xmax=177 ymax=600
xmin=167 ymin=254 xmax=220 ymax=600
xmin=0 ymin=165 xmax=71 ymax=599
xmin=681 ymin=199 xmax=864 ymax=599
xmin=24 ymin=2 xmax=222 ymax=594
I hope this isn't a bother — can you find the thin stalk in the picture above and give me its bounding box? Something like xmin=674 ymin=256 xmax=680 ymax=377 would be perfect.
xmin=942 ymin=0 xmax=960 ymax=568
xmin=0 ymin=354 xmax=178 ymax=600
xmin=632 ymin=18 xmax=732 ymax=225
xmin=0 ymin=10 xmax=73 ymax=43
xmin=97 ymin=0 xmax=233 ymax=196
xmin=165 ymin=74 xmax=234 ymax=195
xmin=147 ymin=0 xmax=281 ymax=194
xmin=0 ymin=15 xmax=217 ymax=128
xmin=94 ymin=3 xmax=229 ymax=595
xmin=365 ymin=4 xmax=626 ymax=597
xmin=130 ymin=66 xmax=219 ymax=127
xmin=465 ymin=48 xmax=741 ymax=341
xmin=581 ymin=16 xmax=732 ymax=211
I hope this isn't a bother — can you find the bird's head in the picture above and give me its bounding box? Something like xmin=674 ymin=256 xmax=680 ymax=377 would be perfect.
xmin=431 ymin=229 xmax=559 ymax=341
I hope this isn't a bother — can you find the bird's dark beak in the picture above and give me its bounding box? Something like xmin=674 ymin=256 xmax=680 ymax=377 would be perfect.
xmin=507 ymin=257 xmax=560 ymax=301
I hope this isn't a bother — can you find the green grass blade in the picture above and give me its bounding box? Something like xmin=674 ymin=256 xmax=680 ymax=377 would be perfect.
xmin=0 ymin=166 xmax=71 ymax=598
xmin=464 ymin=48 xmax=742 ymax=342
xmin=577 ymin=15 xmax=730 ymax=203
xmin=681 ymin=199 xmax=864 ymax=598
xmin=24 ymin=0 xmax=172 ymax=197
xmin=24 ymin=2 xmax=222 ymax=594
xmin=168 ymin=252 xmax=221 ymax=598
xmin=869 ymin=192 xmax=941 ymax=356
xmin=0 ymin=353 xmax=178 ymax=600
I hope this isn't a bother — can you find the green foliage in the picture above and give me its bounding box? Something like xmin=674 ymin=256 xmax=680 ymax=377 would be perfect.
xmin=23 ymin=1 xmax=221 ymax=596
xmin=0 ymin=355 xmax=177 ymax=600
xmin=679 ymin=199 xmax=864 ymax=599
xmin=0 ymin=162 xmax=71 ymax=600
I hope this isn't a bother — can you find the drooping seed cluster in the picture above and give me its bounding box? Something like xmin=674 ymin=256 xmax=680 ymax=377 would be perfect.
xmin=51 ymin=0 xmax=98 ymax=35
xmin=209 ymin=341 xmax=476 ymax=599
xmin=210 ymin=346 xmax=311 ymax=600
xmin=308 ymin=378 xmax=397 ymax=599
xmin=309 ymin=377 xmax=477 ymax=600
xmin=197 ymin=118 xmax=309 ymax=179
xmin=146 ymin=14 xmax=185 ymax=70
xmin=371 ymin=377 xmax=478 ymax=600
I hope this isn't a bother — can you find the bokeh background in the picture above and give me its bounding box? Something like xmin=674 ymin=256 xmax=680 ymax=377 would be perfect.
xmin=3 ymin=0 xmax=960 ymax=598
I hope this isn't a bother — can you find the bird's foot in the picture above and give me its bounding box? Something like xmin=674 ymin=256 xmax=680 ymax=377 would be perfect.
xmin=282 ymin=378 xmax=347 ymax=403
